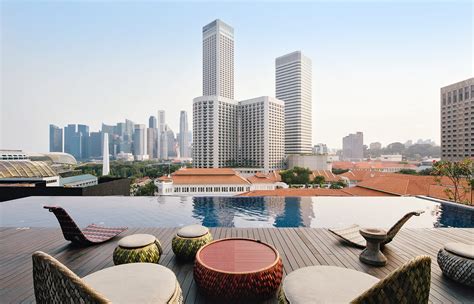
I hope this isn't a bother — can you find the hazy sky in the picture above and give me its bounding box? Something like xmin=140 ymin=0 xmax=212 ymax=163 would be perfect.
xmin=1 ymin=1 xmax=472 ymax=152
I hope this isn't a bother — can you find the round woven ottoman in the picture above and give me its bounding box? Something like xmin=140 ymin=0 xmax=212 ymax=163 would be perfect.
xmin=194 ymin=238 xmax=283 ymax=301
xmin=113 ymin=234 xmax=163 ymax=265
xmin=438 ymin=242 xmax=473 ymax=287
xmin=83 ymin=263 xmax=183 ymax=303
xmin=172 ymin=225 xmax=212 ymax=261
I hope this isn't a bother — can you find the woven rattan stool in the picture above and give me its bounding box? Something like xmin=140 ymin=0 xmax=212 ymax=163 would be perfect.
xmin=438 ymin=242 xmax=473 ymax=287
xmin=113 ymin=234 xmax=163 ymax=265
xmin=172 ymin=225 xmax=212 ymax=261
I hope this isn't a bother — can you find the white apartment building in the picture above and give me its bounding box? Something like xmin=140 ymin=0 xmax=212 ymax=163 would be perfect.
xmin=276 ymin=51 xmax=312 ymax=154
xmin=202 ymin=19 xmax=234 ymax=99
xmin=193 ymin=96 xmax=239 ymax=168
xmin=440 ymin=78 xmax=474 ymax=161
xmin=239 ymin=96 xmax=285 ymax=173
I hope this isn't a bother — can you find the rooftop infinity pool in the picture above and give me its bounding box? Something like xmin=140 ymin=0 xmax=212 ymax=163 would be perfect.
xmin=1 ymin=196 xmax=473 ymax=228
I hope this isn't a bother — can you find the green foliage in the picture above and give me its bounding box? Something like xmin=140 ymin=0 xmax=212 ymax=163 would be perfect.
xmin=313 ymin=175 xmax=326 ymax=185
xmin=398 ymin=169 xmax=418 ymax=175
xmin=329 ymin=180 xmax=348 ymax=189
xmin=134 ymin=182 xmax=157 ymax=196
xmin=77 ymin=161 xmax=180 ymax=179
xmin=432 ymin=159 xmax=473 ymax=205
xmin=280 ymin=167 xmax=312 ymax=185
xmin=332 ymin=168 xmax=349 ymax=175
xmin=418 ymin=168 xmax=434 ymax=176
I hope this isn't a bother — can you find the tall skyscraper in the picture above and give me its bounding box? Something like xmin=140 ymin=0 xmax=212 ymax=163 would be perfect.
xmin=238 ymin=96 xmax=285 ymax=172
xmin=276 ymin=51 xmax=312 ymax=154
xmin=157 ymin=110 xmax=167 ymax=159
xmin=149 ymin=116 xmax=157 ymax=129
xmin=166 ymin=126 xmax=177 ymax=158
xmin=194 ymin=20 xmax=238 ymax=168
xmin=147 ymin=128 xmax=158 ymax=159
xmin=89 ymin=131 xmax=102 ymax=158
xmin=343 ymin=132 xmax=364 ymax=161
xmin=49 ymin=124 xmax=63 ymax=152
xmin=64 ymin=124 xmax=76 ymax=155
xmin=133 ymin=124 xmax=148 ymax=160
xmin=77 ymin=124 xmax=90 ymax=160
xmin=441 ymin=78 xmax=474 ymax=161
xmin=102 ymin=132 xmax=110 ymax=175
xmin=202 ymin=19 xmax=234 ymax=99
xmin=179 ymin=111 xmax=190 ymax=158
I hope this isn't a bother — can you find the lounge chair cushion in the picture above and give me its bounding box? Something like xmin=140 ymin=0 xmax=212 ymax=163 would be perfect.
xmin=282 ymin=266 xmax=379 ymax=304
xmin=177 ymin=224 xmax=209 ymax=238
xmin=444 ymin=242 xmax=474 ymax=259
xmin=118 ymin=234 xmax=156 ymax=248
xmin=82 ymin=263 xmax=177 ymax=303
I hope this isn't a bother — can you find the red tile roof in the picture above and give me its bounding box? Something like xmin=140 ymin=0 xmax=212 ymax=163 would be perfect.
xmin=247 ymin=171 xmax=282 ymax=184
xmin=311 ymin=170 xmax=344 ymax=182
xmin=166 ymin=168 xmax=250 ymax=185
xmin=356 ymin=174 xmax=472 ymax=203
xmin=332 ymin=161 xmax=417 ymax=170
xmin=340 ymin=171 xmax=393 ymax=182
xmin=238 ymin=187 xmax=391 ymax=197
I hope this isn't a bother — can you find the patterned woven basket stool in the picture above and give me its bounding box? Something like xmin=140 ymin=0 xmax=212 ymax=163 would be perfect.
xmin=113 ymin=234 xmax=163 ymax=265
xmin=172 ymin=224 xmax=212 ymax=261
xmin=437 ymin=242 xmax=473 ymax=287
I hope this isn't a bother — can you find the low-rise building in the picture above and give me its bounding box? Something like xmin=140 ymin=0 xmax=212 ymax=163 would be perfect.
xmin=287 ymin=154 xmax=331 ymax=170
xmin=60 ymin=174 xmax=98 ymax=188
xmin=155 ymin=168 xmax=287 ymax=196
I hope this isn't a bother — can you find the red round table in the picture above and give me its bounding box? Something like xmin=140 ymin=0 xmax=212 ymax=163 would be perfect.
xmin=194 ymin=238 xmax=283 ymax=301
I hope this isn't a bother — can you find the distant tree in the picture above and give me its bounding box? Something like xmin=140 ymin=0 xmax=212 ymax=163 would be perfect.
xmin=280 ymin=167 xmax=312 ymax=185
xmin=313 ymin=175 xmax=326 ymax=186
xmin=398 ymin=169 xmax=418 ymax=175
xmin=432 ymin=159 xmax=473 ymax=205
xmin=418 ymin=168 xmax=434 ymax=176
xmin=329 ymin=180 xmax=348 ymax=189
xmin=385 ymin=142 xmax=405 ymax=155
xmin=134 ymin=181 xmax=157 ymax=196
xmin=332 ymin=168 xmax=349 ymax=175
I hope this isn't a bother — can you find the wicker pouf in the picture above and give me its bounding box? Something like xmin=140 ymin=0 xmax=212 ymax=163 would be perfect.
xmin=194 ymin=238 xmax=283 ymax=301
xmin=172 ymin=225 xmax=212 ymax=261
xmin=438 ymin=242 xmax=473 ymax=287
xmin=113 ymin=234 xmax=163 ymax=265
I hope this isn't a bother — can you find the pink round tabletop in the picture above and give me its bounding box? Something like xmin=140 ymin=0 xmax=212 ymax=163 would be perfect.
xmin=197 ymin=238 xmax=279 ymax=273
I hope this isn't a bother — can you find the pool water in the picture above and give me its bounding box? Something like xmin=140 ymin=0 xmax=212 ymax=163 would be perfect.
xmin=1 ymin=196 xmax=473 ymax=228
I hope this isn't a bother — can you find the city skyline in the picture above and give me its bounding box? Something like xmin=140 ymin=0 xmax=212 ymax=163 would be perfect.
xmin=2 ymin=1 xmax=472 ymax=152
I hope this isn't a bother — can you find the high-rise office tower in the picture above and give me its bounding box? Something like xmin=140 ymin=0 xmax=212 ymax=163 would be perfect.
xmin=202 ymin=19 xmax=234 ymax=99
xmin=133 ymin=124 xmax=148 ymax=160
xmin=78 ymin=124 xmax=90 ymax=160
xmin=166 ymin=126 xmax=177 ymax=158
xmin=64 ymin=124 xmax=76 ymax=155
xmin=179 ymin=111 xmax=190 ymax=158
xmin=102 ymin=132 xmax=110 ymax=175
xmin=441 ymin=78 xmax=474 ymax=161
xmin=194 ymin=20 xmax=238 ymax=168
xmin=160 ymin=126 xmax=169 ymax=160
xmin=342 ymin=132 xmax=364 ymax=161
xmin=276 ymin=51 xmax=312 ymax=155
xmin=49 ymin=124 xmax=63 ymax=152
xmin=147 ymin=128 xmax=158 ymax=159
xmin=157 ymin=110 xmax=167 ymax=159
xmin=149 ymin=116 xmax=157 ymax=129
xmin=238 ymin=97 xmax=285 ymax=172
xmin=89 ymin=131 xmax=102 ymax=158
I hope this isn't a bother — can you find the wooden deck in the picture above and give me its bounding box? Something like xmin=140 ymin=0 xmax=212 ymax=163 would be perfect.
xmin=1 ymin=227 xmax=473 ymax=303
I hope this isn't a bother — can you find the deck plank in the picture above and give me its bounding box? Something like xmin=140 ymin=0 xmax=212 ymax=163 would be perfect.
xmin=1 ymin=227 xmax=472 ymax=303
